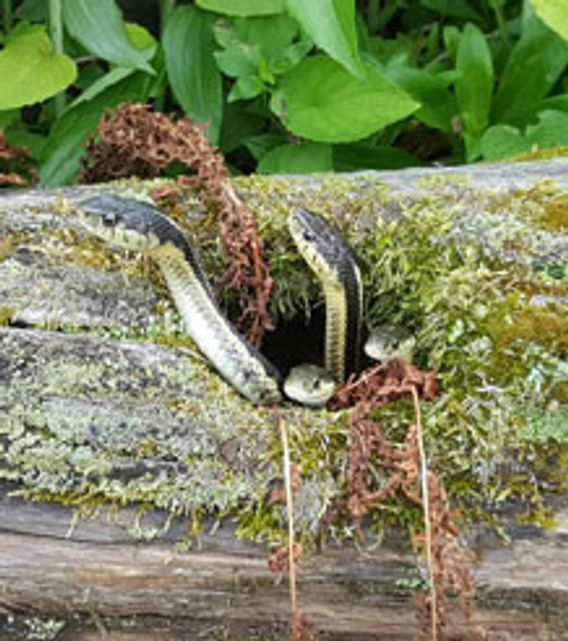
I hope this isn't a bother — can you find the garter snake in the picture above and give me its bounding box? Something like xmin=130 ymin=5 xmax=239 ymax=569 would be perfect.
xmin=78 ymin=196 xmax=409 ymax=406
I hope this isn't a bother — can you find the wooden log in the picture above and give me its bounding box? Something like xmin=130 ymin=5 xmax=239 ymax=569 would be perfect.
xmin=1 ymin=160 xmax=568 ymax=638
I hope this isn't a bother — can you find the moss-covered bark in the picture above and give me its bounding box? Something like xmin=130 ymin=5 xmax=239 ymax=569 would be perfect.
xmin=0 ymin=160 xmax=567 ymax=541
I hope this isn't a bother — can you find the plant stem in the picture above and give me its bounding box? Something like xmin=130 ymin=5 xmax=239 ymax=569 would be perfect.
xmin=3 ymin=0 xmax=13 ymax=34
xmin=279 ymin=414 xmax=298 ymax=616
xmin=489 ymin=0 xmax=510 ymax=51
xmin=412 ymin=386 xmax=438 ymax=641
xmin=49 ymin=0 xmax=65 ymax=117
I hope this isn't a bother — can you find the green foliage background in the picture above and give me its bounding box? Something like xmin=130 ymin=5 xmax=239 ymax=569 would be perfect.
xmin=1 ymin=0 xmax=568 ymax=185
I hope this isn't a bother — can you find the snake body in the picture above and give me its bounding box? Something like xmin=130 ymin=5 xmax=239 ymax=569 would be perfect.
xmin=79 ymin=196 xmax=283 ymax=405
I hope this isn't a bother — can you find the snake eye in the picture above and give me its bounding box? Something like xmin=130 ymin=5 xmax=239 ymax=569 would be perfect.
xmin=303 ymin=230 xmax=315 ymax=242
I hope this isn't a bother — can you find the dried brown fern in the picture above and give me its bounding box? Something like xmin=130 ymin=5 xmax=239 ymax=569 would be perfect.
xmin=81 ymin=103 xmax=274 ymax=346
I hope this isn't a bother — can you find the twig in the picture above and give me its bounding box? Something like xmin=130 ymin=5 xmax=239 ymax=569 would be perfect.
xmin=279 ymin=414 xmax=298 ymax=616
xmin=411 ymin=385 xmax=438 ymax=641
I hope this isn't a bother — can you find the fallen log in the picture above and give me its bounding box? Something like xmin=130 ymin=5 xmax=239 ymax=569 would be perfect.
xmin=0 ymin=159 xmax=567 ymax=639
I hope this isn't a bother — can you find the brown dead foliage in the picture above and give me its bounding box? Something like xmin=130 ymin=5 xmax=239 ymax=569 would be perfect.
xmin=0 ymin=131 xmax=37 ymax=187
xmin=80 ymin=103 xmax=274 ymax=345
xmin=331 ymin=359 xmax=476 ymax=638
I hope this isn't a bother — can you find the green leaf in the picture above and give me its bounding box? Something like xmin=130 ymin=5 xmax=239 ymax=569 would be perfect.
xmin=4 ymin=125 xmax=46 ymax=159
xmin=479 ymin=124 xmax=530 ymax=160
xmin=163 ymin=5 xmax=223 ymax=143
xmin=244 ymin=132 xmax=287 ymax=159
xmin=269 ymin=36 xmax=313 ymax=75
xmin=455 ymin=23 xmax=493 ymax=138
xmin=0 ymin=29 xmax=77 ymax=110
xmin=257 ymin=142 xmax=332 ymax=174
xmin=196 ymin=0 xmax=284 ymax=17
xmin=221 ymin=102 xmax=268 ymax=153
xmin=443 ymin=25 xmax=461 ymax=61
xmin=228 ymin=76 xmax=265 ymax=102
xmin=285 ymin=0 xmax=362 ymax=77
xmin=333 ymin=143 xmax=419 ymax=171
xmin=124 ymin=22 xmax=157 ymax=59
xmin=273 ymin=55 xmax=419 ymax=143
xmin=38 ymin=73 xmax=149 ymax=187
xmin=530 ymin=0 xmax=568 ymax=41
xmin=14 ymin=0 xmax=48 ymax=22
xmin=384 ymin=66 xmax=456 ymax=133
xmin=539 ymin=93 xmax=568 ymax=113
xmin=479 ymin=110 xmax=568 ymax=161
xmin=422 ymin=0 xmax=483 ymax=22
xmin=493 ymin=16 xmax=568 ymax=125
xmin=214 ymin=45 xmax=261 ymax=78
xmin=66 ymin=67 xmax=135 ymax=110
xmin=62 ymin=0 xmax=154 ymax=74
xmin=526 ymin=109 xmax=568 ymax=149
xmin=0 ymin=109 xmax=19 ymax=129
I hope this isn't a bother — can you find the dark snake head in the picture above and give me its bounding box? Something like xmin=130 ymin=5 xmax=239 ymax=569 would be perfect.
xmin=77 ymin=195 xmax=188 ymax=253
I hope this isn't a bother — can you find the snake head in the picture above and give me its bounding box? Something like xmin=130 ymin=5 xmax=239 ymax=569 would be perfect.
xmin=77 ymin=195 xmax=181 ymax=252
xmin=288 ymin=208 xmax=358 ymax=268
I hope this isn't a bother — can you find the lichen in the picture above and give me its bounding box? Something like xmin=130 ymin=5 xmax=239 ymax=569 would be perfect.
xmin=2 ymin=170 xmax=567 ymax=543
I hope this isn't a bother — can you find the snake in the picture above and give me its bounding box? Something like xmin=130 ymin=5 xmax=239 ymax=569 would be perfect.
xmin=78 ymin=195 xmax=410 ymax=406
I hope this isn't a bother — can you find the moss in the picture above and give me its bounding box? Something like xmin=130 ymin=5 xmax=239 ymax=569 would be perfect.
xmin=0 ymin=305 xmax=14 ymax=326
xmin=3 ymin=171 xmax=568 ymax=543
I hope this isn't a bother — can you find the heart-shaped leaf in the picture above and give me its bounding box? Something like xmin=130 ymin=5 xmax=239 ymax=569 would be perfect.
xmin=0 ymin=29 xmax=77 ymax=110
xmin=273 ymin=55 xmax=418 ymax=143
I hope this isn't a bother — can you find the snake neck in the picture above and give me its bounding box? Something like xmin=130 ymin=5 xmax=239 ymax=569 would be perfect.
xmin=322 ymin=257 xmax=362 ymax=382
xmin=152 ymin=244 xmax=282 ymax=405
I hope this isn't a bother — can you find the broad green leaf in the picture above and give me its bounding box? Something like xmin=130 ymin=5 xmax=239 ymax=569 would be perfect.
xmin=62 ymin=0 xmax=154 ymax=74
xmin=228 ymin=76 xmax=265 ymax=102
xmin=269 ymin=36 xmax=313 ymax=75
xmin=531 ymin=0 xmax=568 ymax=41
xmin=196 ymin=0 xmax=284 ymax=17
xmin=0 ymin=29 xmax=77 ymax=110
xmin=455 ymin=23 xmax=493 ymax=138
xmin=214 ymin=45 xmax=261 ymax=78
xmin=526 ymin=110 xmax=568 ymax=149
xmin=257 ymin=142 xmax=332 ymax=174
xmin=493 ymin=16 xmax=568 ymax=125
xmin=285 ymin=0 xmax=362 ymax=77
xmin=163 ymin=5 xmax=222 ymax=143
xmin=333 ymin=143 xmax=419 ymax=171
xmin=66 ymin=67 xmax=135 ymax=110
xmin=479 ymin=124 xmax=530 ymax=160
xmin=38 ymin=73 xmax=149 ymax=186
xmin=235 ymin=14 xmax=299 ymax=55
xmin=384 ymin=66 xmax=456 ymax=133
xmin=273 ymin=55 xmax=419 ymax=143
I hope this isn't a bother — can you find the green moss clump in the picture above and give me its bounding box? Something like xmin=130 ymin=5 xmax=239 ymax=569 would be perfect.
xmin=0 ymin=306 xmax=14 ymax=326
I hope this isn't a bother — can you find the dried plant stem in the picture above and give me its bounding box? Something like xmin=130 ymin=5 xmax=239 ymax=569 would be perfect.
xmin=279 ymin=414 xmax=298 ymax=616
xmin=412 ymin=385 xmax=438 ymax=641
xmin=48 ymin=0 xmax=65 ymax=117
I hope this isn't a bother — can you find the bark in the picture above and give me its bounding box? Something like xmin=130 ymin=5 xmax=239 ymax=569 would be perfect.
xmin=1 ymin=160 xmax=568 ymax=639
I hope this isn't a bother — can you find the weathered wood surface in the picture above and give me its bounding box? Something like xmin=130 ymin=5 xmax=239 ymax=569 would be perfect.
xmin=1 ymin=160 xmax=568 ymax=638
xmin=0 ymin=489 xmax=567 ymax=640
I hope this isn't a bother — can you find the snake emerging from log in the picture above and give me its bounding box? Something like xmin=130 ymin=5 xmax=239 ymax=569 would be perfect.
xmin=78 ymin=195 xmax=412 ymax=406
